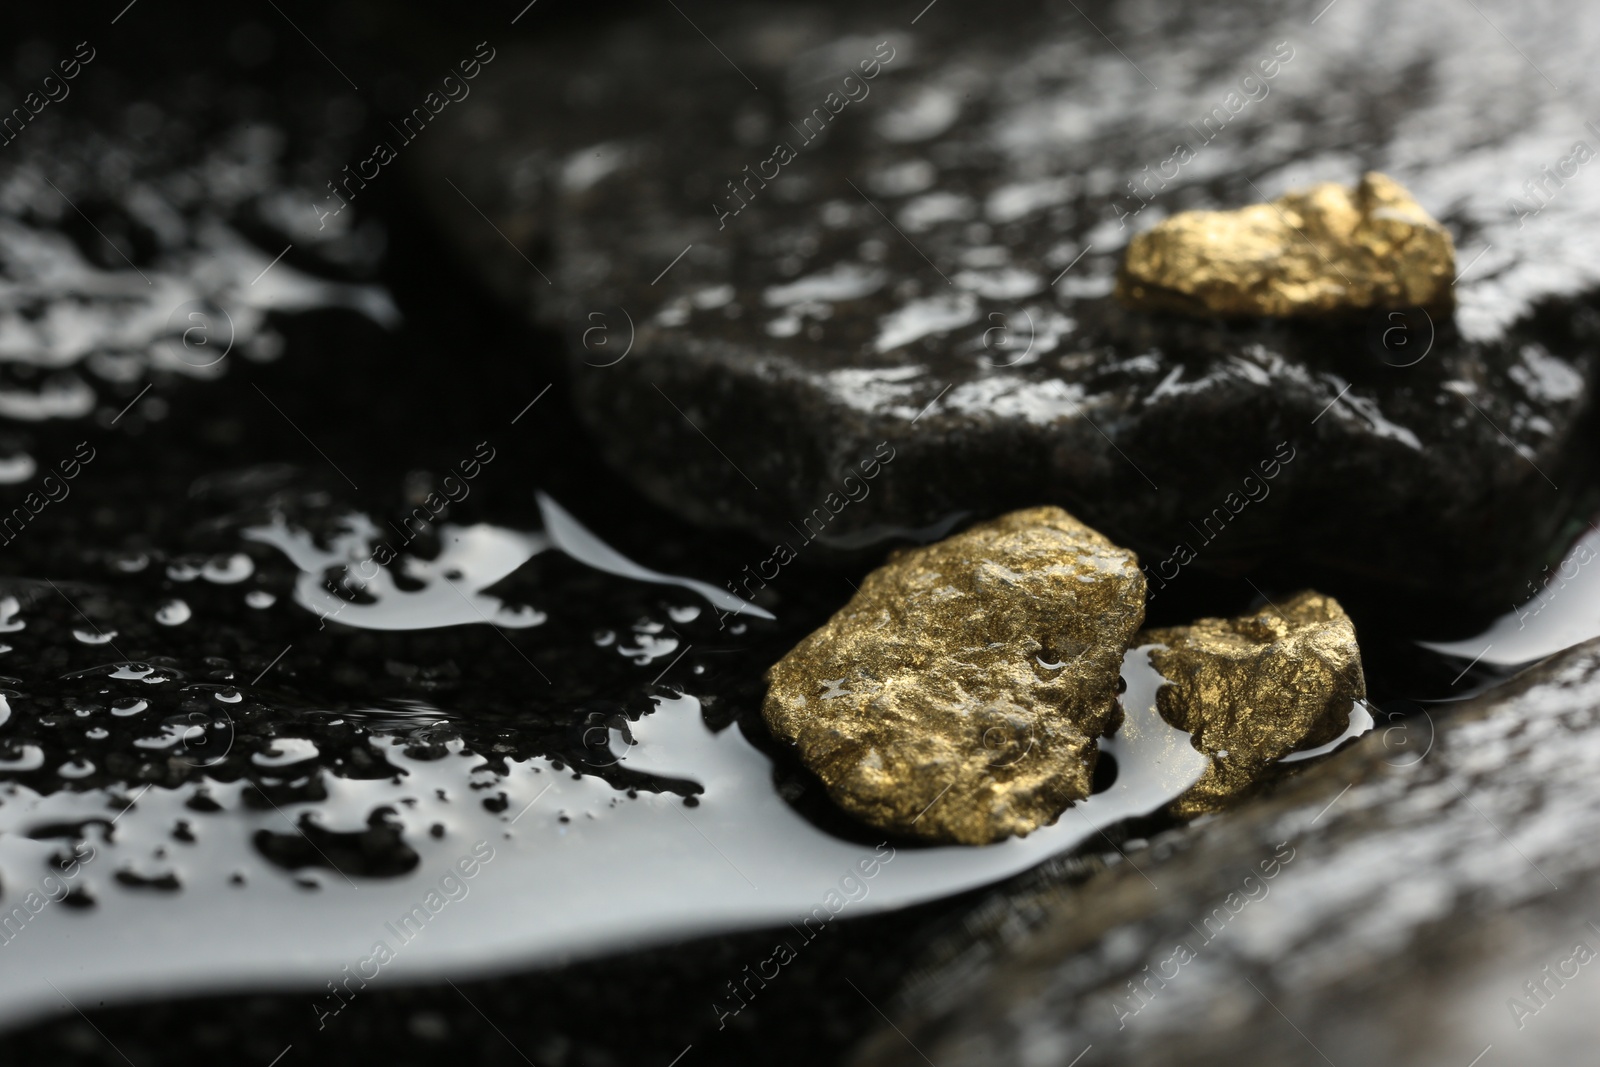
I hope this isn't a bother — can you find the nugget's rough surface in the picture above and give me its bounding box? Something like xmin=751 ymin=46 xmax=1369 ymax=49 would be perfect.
xmin=1143 ymin=591 xmax=1367 ymax=818
xmin=763 ymin=507 xmax=1145 ymax=845
xmin=1116 ymin=172 xmax=1455 ymax=317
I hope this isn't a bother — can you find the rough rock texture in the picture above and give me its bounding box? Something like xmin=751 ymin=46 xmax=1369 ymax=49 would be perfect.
xmin=762 ymin=507 xmax=1145 ymax=845
xmin=1115 ymin=172 xmax=1455 ymax=317
xmin=417 ymin=0 xmax=1600 ymax=616
xmin=852 ymin=638 xmax=1600 ymax=1067
xmin=1143 ymin=590 xmax=1366 ymax=818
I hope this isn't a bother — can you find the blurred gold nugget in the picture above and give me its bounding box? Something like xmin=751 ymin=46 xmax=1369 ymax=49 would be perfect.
xmin=1115 ymin=172 xmax=1455 ymax=317
xmin=1141 ymin=591 xmax=1367 ymax=819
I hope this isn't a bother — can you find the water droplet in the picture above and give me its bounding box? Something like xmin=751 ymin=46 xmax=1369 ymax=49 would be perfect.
xmin=202 ymin=553 xmax=254 ymax=584
xmin=166 ymin=560 xmax=202 ymax=582
xmin=58 ymin=759 xmax=95 ymax=779
xmin=215 ymin=688 xmax=242 ymax=704
xmin=73 ymin=628 xmax=118 ymax=646
xmin=0 ymin=744 xmax=43 ymax=770
xmin=253 ymin=738 xmax=318 ymax=766
xmin=245 ymin=590 xmax=276 ymax=609
xmin=618 ymin=635 xmax=679 ymax=666
xmin=0 ymin=454 xmax=36 ymax=484
xmin=111 ymin=698 xmax=148 ymax=717
xmin=155 ymin=599 xmax=191 ymax=626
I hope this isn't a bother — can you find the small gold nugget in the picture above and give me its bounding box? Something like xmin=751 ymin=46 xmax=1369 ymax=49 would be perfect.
xmin=1115 ymin=172 xmax=1455 ymax=317
xmin=763 ymin=507 xmax=1145 ymax=846
xmin=1141 ymin=591 xmax=1367 ymax=819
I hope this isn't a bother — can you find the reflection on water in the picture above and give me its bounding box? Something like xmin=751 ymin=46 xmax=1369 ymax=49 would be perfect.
xmin=1422 ymin=526 xmax=1600 ymax=667
xmin=244 ymin=514 xmax=552 ymax=631
xmin=0 ymin=646 xmax=1209 ymax=1031
xmin=241 ymin=491 xmax=769 ymax=632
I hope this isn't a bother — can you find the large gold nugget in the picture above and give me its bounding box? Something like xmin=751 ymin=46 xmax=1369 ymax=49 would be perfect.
xmin=1115 ymin=172 xmax=1455 ymax=317
xmin=1142 ymin=591 xmax=1367 ymax=819
xmin=763 ymin=507 xmax=1146 ymax=846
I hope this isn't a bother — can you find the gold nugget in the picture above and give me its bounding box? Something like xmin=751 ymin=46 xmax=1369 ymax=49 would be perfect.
xmin=763 ymin=507 xmax=1145 ymax=846
xmin=1115 ymin=172 xmax=1454 ymax=317
xmin=1141 ymin=591 xmax=1367 ymax=819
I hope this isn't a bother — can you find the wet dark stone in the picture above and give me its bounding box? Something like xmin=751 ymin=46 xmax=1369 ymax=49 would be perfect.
xmin=851 ymin=638 xmax=1600 ymax=1067
xmin=421 ymin=0 xmax=1600 ymax=617
xmin=0 ymin=4 xmax=1590 ymax=1065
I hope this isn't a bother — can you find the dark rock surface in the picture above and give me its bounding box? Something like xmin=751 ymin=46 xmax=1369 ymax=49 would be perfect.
xmin=420 ymin=0 xmax=1600 ymax=616
xmin=0 ymin=3 xmax=1590 ymax=1066
xmin=852 ymin=637 xmax=1600 ymax=1067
